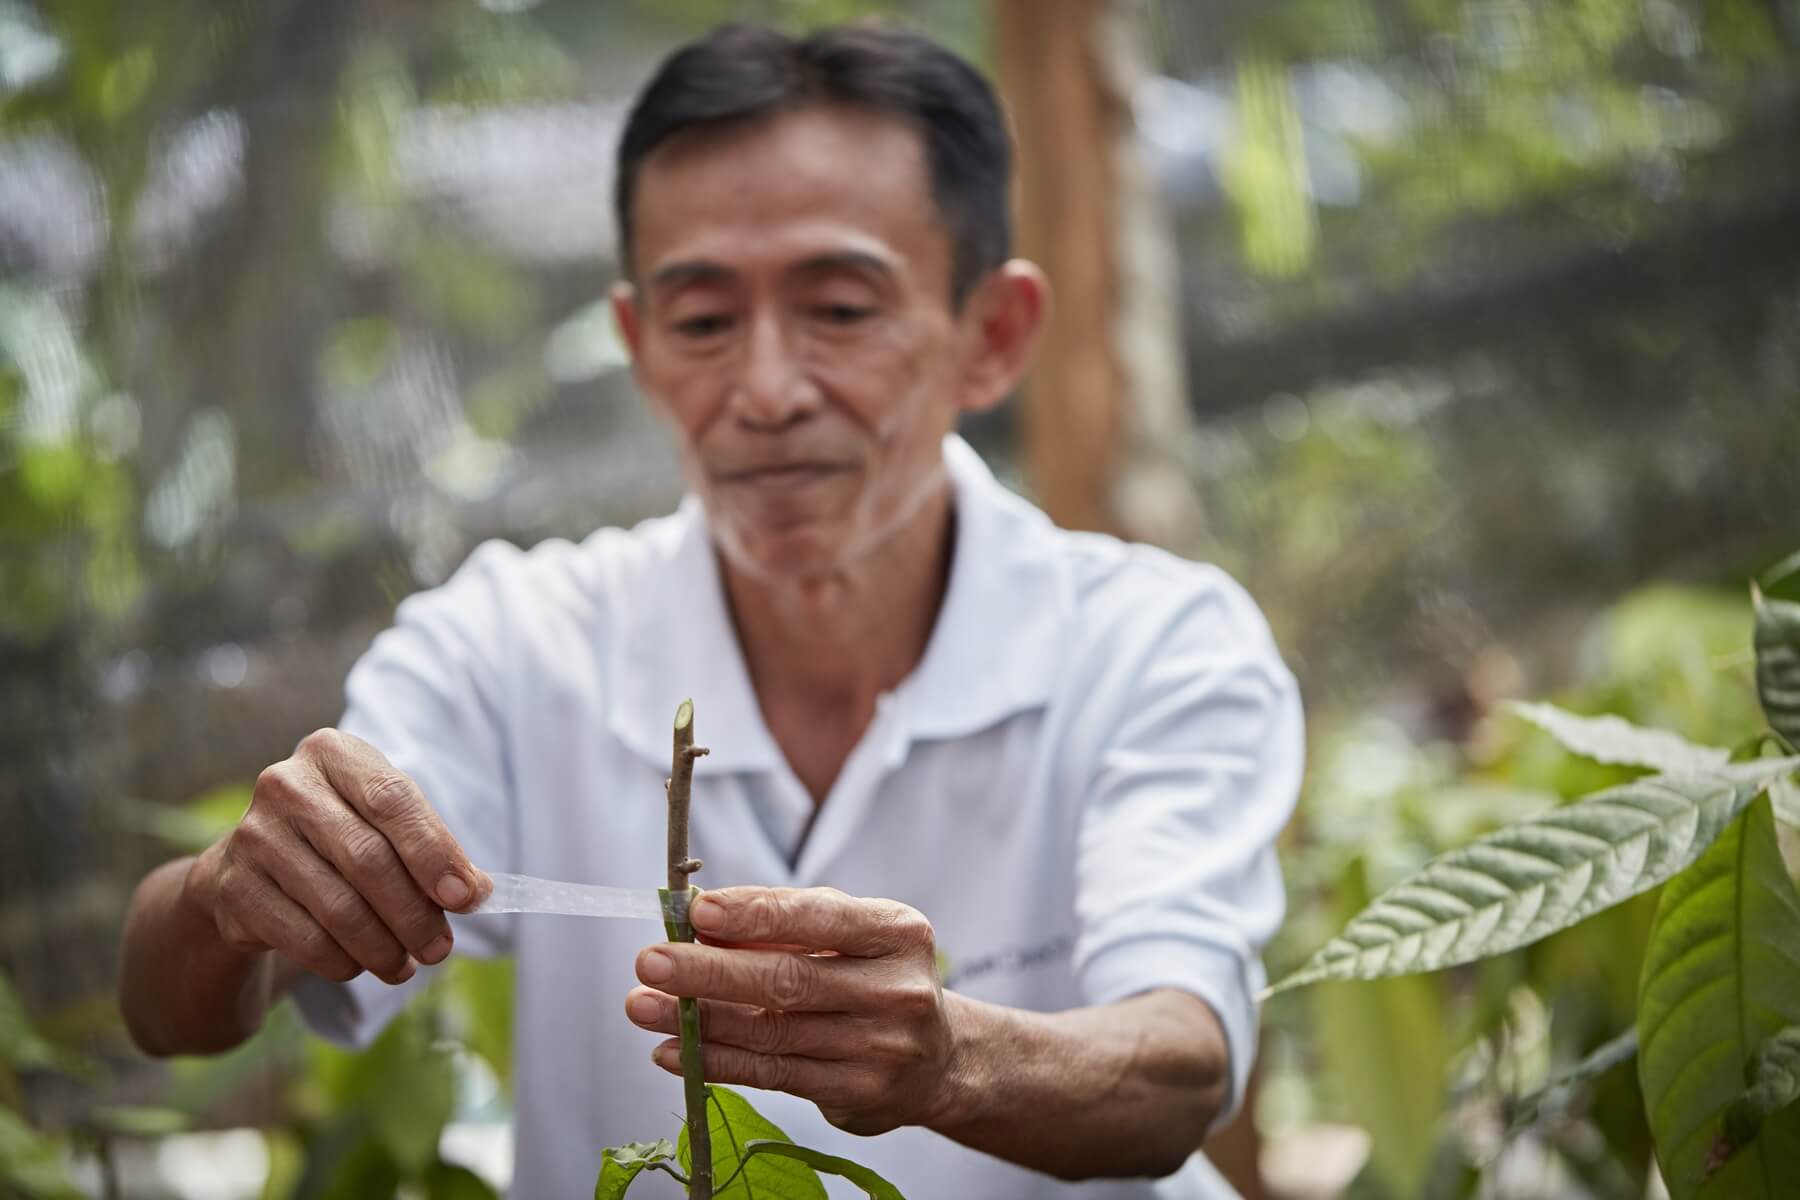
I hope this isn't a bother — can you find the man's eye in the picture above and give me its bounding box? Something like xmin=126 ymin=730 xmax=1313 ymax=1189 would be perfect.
xmin=812 ymin=304 xmax=873 ymax=326
xmin=674 ymin=314 xmax=733 ymax=338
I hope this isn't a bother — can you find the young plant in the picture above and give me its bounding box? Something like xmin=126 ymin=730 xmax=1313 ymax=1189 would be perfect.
xmin=1268 ymin=558 xmax=1800 ymax=1200
xmin=595 ymin=702 xmax=907 ymax=1200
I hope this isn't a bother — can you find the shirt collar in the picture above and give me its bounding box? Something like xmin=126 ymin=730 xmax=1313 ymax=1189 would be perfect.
xmin=603 ymin=434 xmax=1074 ymax=774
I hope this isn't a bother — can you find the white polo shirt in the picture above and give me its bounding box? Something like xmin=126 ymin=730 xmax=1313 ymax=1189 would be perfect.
xmin=295 ymin=436 xmax=1302 ymax=1199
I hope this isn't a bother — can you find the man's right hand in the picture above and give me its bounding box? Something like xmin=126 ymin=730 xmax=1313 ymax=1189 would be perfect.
xmin=185 ymin=728 xmax=491 ymax=986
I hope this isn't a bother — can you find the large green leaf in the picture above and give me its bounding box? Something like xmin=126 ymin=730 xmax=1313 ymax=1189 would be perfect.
xmin=736 ymin=1142 xmax=907 ymax=1199
xmin=678 ymin=1086 xmax=827 ymax=1200
xmin=594 ymin=1140 xmax=675 ymax=1200
xmin=1507 ymin=701 xmax=1729 ymax=776
xmin=0 ymin=1108 xmax=81 ymax=1200
xmin=443 ymin=956 xmax=514 ymax=1095
xmin=311 ymin=1011 xmax=455 ymax=1177
xmin=290 ymin=1121 xmax=400 ymax=1200
xmin=1637 ymin=795 xmax=1800 ymax=1199
xmin=425 ymin=1161 xmax=500 ymax=1200
xmin=1270 ymin=774 xmax=1766 ymax=993
xmin=1311 ymin=860 xmax=1449 ymax=1198
xmin=1754 ymin=589 xmax=1800 ymax=747
xmin=1716 ymin=1027 xmax=1800 ymax=1171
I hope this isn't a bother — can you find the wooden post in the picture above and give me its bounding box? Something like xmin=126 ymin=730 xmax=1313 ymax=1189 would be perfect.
xmin=992 ymin=0 xmax=1205 ymax=545
xmin=992 ymin=0 xmax=1127 ymax=536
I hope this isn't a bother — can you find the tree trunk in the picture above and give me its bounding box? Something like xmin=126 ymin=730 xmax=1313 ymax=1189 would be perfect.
xmin=991 ymin=0 xmax=1205 ymax=546
xmin=992 ymin=0 xmax=1125 ymax=535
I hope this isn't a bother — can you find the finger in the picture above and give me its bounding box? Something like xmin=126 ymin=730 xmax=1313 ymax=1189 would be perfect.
xmin=242 ymin=764 xmax=453 ymax=966
xmin=694 ymin=932 xmax=816 ymax=954
xmin=624 ymin=988 xmax=862 ymax=1059
xmin=262 ymin=841 xmax=419 ymax=984
xmin=290 ymin=805 xmax=455 ymax=965
xmin=650 ymin=1037 xmax=861 ymax=1108
xmin=215 ymin=862 xmax=363 ymax=984
xmin=303 ymin=729 xmax=489 ymax=911
xmin=637 ymin=942 xmax=867 ymax=1012
xmin=689 ymin=888 xmax=932 ymax=958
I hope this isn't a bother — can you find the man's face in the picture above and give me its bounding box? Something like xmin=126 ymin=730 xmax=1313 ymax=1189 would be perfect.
xmin=615 ymin=105 xmax=987 ymax=582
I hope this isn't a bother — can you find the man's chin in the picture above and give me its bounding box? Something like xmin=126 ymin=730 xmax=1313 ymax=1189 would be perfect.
xmin=714 ymin=521 xmax=852 ymax=585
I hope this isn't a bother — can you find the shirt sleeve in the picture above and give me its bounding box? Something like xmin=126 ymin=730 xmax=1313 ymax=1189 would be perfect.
xmin=290 ymin=541 xmax=523 ymax=1049
xmin=1069 ymin=569 xmax=1303 ymax=1129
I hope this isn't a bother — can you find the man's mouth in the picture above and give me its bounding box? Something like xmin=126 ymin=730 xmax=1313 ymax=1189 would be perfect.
xmin=717 ymin=462 xmax=849 ymax=490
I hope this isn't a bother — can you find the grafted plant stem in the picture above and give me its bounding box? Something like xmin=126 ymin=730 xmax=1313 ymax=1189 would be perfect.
xmin=666 ymin=699 xmax=711 ymax=1197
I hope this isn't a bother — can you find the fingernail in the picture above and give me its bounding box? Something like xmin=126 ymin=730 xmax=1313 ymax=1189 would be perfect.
xmin=395 ymin=959 xmax=417 ymax=983
xmin=420 ymin=934 xmax=453 ymax=964
xmin=437 ymin=873 xmax=471 ymax=908
xmin=690 ymin=895 xmax=724 ymax=931
xmin=652 ymin=1043 xmax=679 ymax=1070
xmin=638 ymin=949 xmax=674 ymax=984
xmin=626 ymin=993 xmax=661 ymax=1024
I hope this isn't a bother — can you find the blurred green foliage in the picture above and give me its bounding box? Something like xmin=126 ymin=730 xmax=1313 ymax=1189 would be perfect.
xmin=0 ymin=947 xmax=517 ymax=1197
xmin=1 ymin=0 xmax=1797 ymax=1196
xmin=1264 ymin=558 xmax=1796 ymax=1197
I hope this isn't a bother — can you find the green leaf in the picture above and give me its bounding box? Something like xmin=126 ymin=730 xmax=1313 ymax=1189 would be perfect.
xmin=261 ymin=1129 xmax=304 ymax=1200
xmin=1754 ymin=588 xmax=1800 ymax=747
xmin=97 ymin=45 xmax=156 ymax=122
xmin=1758 ymin=548 xmax=1800 ymax=596
xmin=1507 ymin=701 xmax=1730 ymax=776
xmin=291 ymin=1122 xmax=399 ymax=1200
xmin=678 ymin=1086 xmax=827 ymax=1200
xmin=125 ymin=784 xmax=251 ymax=853
xmin=368 ymin=1050 xmax=454 ymax=1176
xmin=0 ymin=970 xmax=58 ymax=1073
xmin=424 ymin=1161 xmax=499 ymax=1200
xmin=1311 ymin=859 xmax=1449 ymax=1198
xmin=736 ymin=1141 xmax=907 ymax=1199
xmin=1270 ymin=773 xmax=1766 ymax=993
xmin=595 ymin=1140 xmax=675 ymax=1200
xmin=0 ymin=1108 xmax=81 ymax=1200
xmin=1637 ymin=795 xmax=1800 ymax=1199
xmin=312 ymin=1011 xmax=455 ymax=1177
xmin=442 ymin=956 xmax=514 ymax=1095
xmin=1715 ymin=1027 xmax=1800 ymax=1174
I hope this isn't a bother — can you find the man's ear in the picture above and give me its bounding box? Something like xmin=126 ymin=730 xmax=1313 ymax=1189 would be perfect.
xmin=955 ymin=259 xmax=1050 ymax=415
xmin=611 ymin=280 xmax=644 ymax=366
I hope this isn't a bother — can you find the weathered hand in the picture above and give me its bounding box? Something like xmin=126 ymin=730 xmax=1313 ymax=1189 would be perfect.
xmin=625 ymin=886 xmax=967 ymax=1136
xmin=186 ymin=728 xmax=491 ymax=986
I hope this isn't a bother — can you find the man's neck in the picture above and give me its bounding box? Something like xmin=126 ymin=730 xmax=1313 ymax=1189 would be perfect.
xmin=719 ymin=480 xmax=956 ymax=803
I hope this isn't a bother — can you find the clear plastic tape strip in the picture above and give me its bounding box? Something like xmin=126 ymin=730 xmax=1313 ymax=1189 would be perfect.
xmin=472 ymin=872 xmax=664 ymax=921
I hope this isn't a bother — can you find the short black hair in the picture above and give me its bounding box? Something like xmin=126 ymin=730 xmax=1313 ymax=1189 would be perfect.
xmin=614 ymin=22 xmax=1012 ymax=306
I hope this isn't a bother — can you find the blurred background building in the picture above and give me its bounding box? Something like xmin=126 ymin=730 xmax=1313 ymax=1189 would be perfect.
xmin=2 ymin=0 xmax=1798 ymax=1196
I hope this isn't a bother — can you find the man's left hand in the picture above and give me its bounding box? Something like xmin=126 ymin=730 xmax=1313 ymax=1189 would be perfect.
xmin=624 ymin=886 xmax=966 ymax=1136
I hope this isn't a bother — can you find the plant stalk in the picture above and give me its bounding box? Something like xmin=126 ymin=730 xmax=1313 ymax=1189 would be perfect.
xmin=666 ymin=699 xmax=712 ymax=1197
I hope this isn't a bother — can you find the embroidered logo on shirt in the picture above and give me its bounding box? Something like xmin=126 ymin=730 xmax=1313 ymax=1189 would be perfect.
xmin=937 ymin=933 xmax=1074 ymax=990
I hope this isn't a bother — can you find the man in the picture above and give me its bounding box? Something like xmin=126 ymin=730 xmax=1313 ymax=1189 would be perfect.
xmin=120 ymin=23 xmax=1301 ymax=1198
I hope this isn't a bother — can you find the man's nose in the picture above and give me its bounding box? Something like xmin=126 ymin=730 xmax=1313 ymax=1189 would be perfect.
xmin=732 ymin=313 xmax=821 ymax=430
